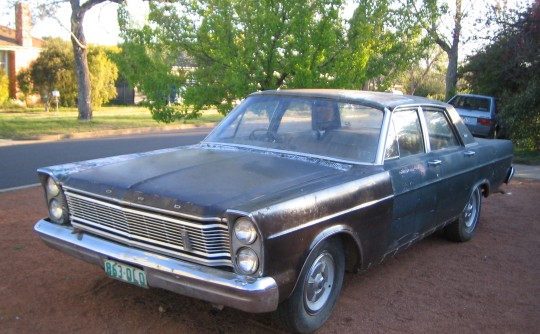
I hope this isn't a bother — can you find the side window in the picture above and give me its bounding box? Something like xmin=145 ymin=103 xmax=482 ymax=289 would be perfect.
xmin=218 ymin=100 xmax=278 ymax=139
xmin=385 ymin=109 xmax=424 ymax=159
xmin=279 ymin=101 xmax=312 ymax=133
xmin=423 ymin=109 xmax=459 ymax=150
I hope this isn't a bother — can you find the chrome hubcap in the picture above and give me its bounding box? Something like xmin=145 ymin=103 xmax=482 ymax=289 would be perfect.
xmin=304 ymin=251 xmax=335 ymax=314
xmin=464 ymin=189 xmax=479 ymax=228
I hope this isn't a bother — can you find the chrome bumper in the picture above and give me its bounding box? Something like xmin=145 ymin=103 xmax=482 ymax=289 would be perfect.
xmin=34 ymin=219 xmax=279 ymax=313
xmin=505 ymin=166 xmax=515 ymax=184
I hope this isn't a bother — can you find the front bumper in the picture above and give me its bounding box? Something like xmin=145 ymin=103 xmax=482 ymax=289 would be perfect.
xmin=34 ymin=219 xmax=279 ymax=313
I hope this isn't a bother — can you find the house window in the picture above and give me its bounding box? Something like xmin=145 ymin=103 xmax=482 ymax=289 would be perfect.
xmin=0 ymin=51 xmax=8 ymax=74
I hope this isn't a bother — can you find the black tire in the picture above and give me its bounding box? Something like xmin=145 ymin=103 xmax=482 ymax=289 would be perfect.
xmin=444 ymin=186 xmax=482 ymax=242
xmin=275 ymin=238 xmax=345 ymax=333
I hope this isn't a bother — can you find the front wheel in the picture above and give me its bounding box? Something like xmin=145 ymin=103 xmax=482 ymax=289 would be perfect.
xmin=444 ymin=186 xmax=482 ymax=242
xmin=275 ymin=238 xmax=345 ymax=333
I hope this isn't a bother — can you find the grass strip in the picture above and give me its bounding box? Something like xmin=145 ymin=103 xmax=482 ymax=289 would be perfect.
xmin=0 ymin=106 xmax=223 ymax=140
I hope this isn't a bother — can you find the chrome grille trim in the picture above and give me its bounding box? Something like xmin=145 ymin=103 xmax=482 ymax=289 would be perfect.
xmin=63 ymin=186 xmax=219 ymax=222
xmin=64 ymin=190 xmax=232 ymax=267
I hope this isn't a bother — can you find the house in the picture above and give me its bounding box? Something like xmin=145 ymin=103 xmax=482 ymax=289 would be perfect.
xmin=0 ymin=3 xmax=44 ymax=99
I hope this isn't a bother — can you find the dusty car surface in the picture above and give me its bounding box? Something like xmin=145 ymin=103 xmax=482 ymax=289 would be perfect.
xmin=35 ymin=89 xmax=514 ymax=333
xmin=447 ymin=94 xmax=500 ymax=138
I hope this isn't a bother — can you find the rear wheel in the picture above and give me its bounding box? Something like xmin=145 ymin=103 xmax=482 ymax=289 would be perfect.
xmin=444 ymin=186 xmax=482 ymax=242
xmin=275 ymin=238 xmax=345 ymax=333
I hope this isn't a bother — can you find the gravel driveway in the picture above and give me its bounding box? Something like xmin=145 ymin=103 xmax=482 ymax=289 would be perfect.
xmin=1 ymin=179 xmax=538 ymax=333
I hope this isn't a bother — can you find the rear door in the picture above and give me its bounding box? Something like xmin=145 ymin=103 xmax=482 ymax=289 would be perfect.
xmin=421 ymin=107 xmax=476 ymax=224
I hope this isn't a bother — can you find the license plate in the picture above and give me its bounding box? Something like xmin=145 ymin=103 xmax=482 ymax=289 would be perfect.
xmin=104 ymin=259 xmax=148 ymax=288
xmin=462 ymin=116 xmax=476 ymax=125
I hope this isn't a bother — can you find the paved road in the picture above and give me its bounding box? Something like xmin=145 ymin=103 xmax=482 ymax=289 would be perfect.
xmin=0 ymin=128 xmax=211 ymax=191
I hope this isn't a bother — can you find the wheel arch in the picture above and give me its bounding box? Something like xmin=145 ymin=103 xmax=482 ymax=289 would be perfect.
xmin=308 ymin=225 xmax=363 ymax=272
xmin=274 ymin=226 xmax=353 ymax=333
xmin=283 ymin=224 xmax=362 ymax=300
xmin=476 ymin=179 xmax=491 ymax=197
xmin=285 ymin=225 xmax=363 ymax=300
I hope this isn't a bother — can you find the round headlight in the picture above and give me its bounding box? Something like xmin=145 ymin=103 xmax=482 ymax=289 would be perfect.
xmin=234 ymin=218 xmax=257 ymax=244
xmin=46 ymin=178 xmax=60 ymax=197
xmin=236 ymin=247 xmax=259 ymax=274
xmin=49 ymin=198 xmax=64 ymax=221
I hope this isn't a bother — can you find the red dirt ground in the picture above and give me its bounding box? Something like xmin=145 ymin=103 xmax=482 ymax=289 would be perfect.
xmin=1 ymin=179 xmax=538 ymax=334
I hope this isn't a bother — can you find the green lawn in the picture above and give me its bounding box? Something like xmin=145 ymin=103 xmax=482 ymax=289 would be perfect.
xmin=0 ymin=106 xmax=223 ymax=140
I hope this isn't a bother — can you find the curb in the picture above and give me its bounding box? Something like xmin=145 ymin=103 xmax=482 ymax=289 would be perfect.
xmin=513 ymin=164 xmax=540 ymax=180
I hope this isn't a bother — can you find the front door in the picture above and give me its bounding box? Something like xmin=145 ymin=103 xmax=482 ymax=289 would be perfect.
xmin=384 ymin=108 xmax=440 ymax=254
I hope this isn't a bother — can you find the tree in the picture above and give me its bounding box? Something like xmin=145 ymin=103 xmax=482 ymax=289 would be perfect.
xmin=117 ymin=0 xmax=432 ymax=122
xmin=399 ymin=46 xmax=446 ymax=98
xmin=29 ymin=0 xmax=124 ymax=120
xmin=15 ymin=68 xmax=33 ymax=104
xmin=462 ymin=2 xmax=539 ymax=149
xmin=88 ymin=46 xmax=119 ymax=108
xmin=409 ymin=0 xmax=465 ymax=101
xmin=0 ymin=68 xmax=9 ymax=106
xmin=29 ymin=38 xmax=78 ymax=106
xmin=114 ymin=8 xmax=190 ymax=122
xmin=22 ymin=38 xmax=119 ymax=108
xmin=343 ymin=0 xmax=431 ymax=90
xmin=118 ymin=0 xmax=348 ymax=120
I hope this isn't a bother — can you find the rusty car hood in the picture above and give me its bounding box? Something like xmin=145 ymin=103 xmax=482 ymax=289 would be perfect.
xmin=48 ymin=145 xmax=358 ymax=218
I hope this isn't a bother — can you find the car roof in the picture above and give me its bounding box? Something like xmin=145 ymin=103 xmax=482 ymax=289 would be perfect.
xmin=252 ymin=89 xmax=449 ymax=111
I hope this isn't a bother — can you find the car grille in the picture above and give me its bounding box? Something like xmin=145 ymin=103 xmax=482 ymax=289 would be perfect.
xmin=64 ymin=189 xmax=232 ymax=268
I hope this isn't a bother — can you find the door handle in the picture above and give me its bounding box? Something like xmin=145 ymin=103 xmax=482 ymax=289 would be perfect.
xmin=464 ymin=150 xmax=476 ymax=157
xmin=428 ymin=160 xmax=442 ymax=166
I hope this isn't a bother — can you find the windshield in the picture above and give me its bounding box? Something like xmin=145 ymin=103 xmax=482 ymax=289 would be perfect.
xmin=204 ymin=95 xmax=384 ymax=163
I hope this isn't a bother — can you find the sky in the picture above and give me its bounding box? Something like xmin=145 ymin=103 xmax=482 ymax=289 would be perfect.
xmin=0 ymin=0 xmax=147 ymax=46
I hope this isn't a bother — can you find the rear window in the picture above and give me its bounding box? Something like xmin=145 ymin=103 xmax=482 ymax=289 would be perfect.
xmin=449 ymin=96 xmax=490 ymax=112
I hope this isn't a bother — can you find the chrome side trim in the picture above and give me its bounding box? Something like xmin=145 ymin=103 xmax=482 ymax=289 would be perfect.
xmin=268 ymin=194 xmax=394 ymax=240
xmin=34 ymin=219 xmax=279 ymax=313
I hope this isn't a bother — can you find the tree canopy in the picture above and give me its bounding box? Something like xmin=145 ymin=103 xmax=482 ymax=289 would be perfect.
xmin=18 ymin=38 xmax=119 ymax=109
xmin=116 ymin=0 xmax=433 ymax=122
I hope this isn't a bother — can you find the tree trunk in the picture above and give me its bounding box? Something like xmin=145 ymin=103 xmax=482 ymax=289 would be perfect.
xmin=444 ymin=0 xmax=462 ymax=101
xmin=70 ymin=0 xmax=92 ymax=121
xmin=445 ymin=45 xmax=459 ymax=100
xmin=423 ymin=0 xmax=462 ymax=100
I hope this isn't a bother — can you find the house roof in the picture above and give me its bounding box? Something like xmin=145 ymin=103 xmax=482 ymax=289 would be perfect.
xmin=0 ymin=25 xmax=45 ymax=49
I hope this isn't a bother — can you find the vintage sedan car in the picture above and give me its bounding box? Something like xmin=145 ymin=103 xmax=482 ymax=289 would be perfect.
xmin=35 ymin=90 xmax=514 ymax=333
